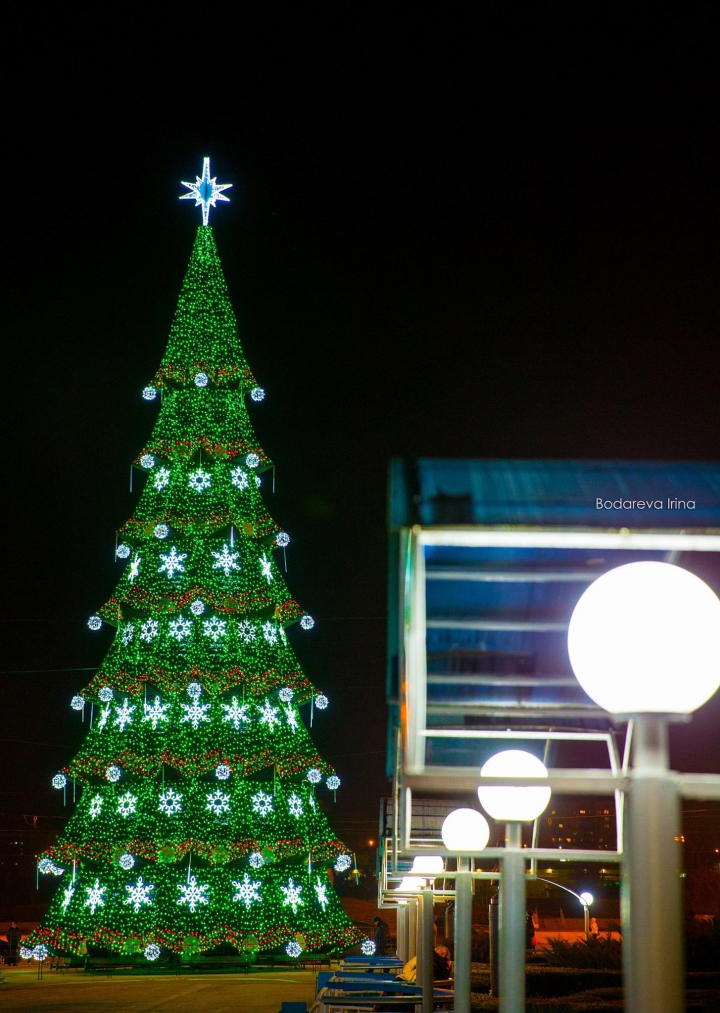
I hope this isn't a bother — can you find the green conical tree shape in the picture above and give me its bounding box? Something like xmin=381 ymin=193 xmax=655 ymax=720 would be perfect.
xmin=29 ymin=227 xmax=362 ymax=960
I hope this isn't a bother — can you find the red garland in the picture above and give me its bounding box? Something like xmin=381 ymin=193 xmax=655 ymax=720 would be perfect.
xmin=119 ymin=511 xmax=280 ymax=541
xmin=41 ymin=836 xmax=348 ymax=865
xmin=98 ymin=590 xmax=304 ymax=622
xmin=82 ymin=667 xmax=316 ymax=702
xmin=66 ymin=749 xmax=333 ymax=781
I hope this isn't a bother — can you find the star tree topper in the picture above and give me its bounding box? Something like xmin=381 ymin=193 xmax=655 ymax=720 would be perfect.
xmin=179 ymin=157 xmax=232 ymax=226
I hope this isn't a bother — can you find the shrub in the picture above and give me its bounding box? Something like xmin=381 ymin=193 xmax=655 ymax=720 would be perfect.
xmin=542 ymin=936 xmax=622 ymax=970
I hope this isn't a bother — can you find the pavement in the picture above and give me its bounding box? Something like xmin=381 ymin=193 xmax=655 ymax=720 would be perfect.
xmin=0 ymin=965 xmax=318 ymax=1012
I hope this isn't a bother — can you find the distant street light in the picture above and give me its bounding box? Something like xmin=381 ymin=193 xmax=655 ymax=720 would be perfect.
xmin=568 ymin=561 xmax=720 ymax=1013
xmin=537 ymin=879 xmax=594 ymax=941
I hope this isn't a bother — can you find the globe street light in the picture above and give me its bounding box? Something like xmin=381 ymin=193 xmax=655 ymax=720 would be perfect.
xmin=441 ymin=809 xmax=491 ymax=1013
xmin=478 ymin=750 xmax=551 ymax=1013
xmin=537 ymin=879 xmax=594 ymax=941
xmin=568 ymin=561 xmax=720 ymax=1013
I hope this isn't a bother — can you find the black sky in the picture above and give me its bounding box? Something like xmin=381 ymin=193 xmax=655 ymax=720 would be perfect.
xmin=2 ymin=10 xmax=720 ymax=900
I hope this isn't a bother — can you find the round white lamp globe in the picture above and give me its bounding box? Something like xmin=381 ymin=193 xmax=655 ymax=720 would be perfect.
xmin=441 ymin=808 xmax=491 ymax=852
xmin=478 ymin=750 xmax=551 ymax=822
xmin=411 ymin=855 xmax=445 ymax=875
xmin=568 ymin=561 xmax=720 ymax=715
xmin=579 ymin=892 xmax=594 ymax=906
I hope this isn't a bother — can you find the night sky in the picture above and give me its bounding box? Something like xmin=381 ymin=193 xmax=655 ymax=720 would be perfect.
xmin=2 ymin=11 xmax=720 ymax=904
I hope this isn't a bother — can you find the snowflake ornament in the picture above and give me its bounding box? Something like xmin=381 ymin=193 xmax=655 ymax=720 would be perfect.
xmin=106 ymin=765 xmax=122 ymax=782
xmin=287 ymin=792 xmax=304 ymax=818
xmin=230 ymin=467 xmax=249 ymax=491
xmin=206 ymin=789 xmax=231 ymax=816
xmin=361 ymin=939 xmax=377 ymax=956
xmin=300 ymin=615 xmax=315 ymax=630
xmin=326 ymin=775 xmax=341 ymax=791
xmin=125 ymin=875 xmax=154 ymax=913
xmin=177 ymin=875 xmax=209 ymax=912
xmin=279 ymin=687 xmax=294 ymax=703
xmin=190 ymin=599 xmax=205 ymax=616
xmin=61 ymin=885 xmax=75 ymax=912
xmin=32 ymin=945 xmax=49 ymax=962
xmin=260 ymin=555 xmax=273 ymax=583
xmin=113 ymin=698 xmax=136 ymax=732
xmin=307 ymin=768 xmax=322 ymax=784
xmin=258 ymin=698 xmax=280 ymax=729
xmin=248 ymin=851 xmax=264 ymax=869
xmin=280 ymin=878 xmax=304 ymax=914
xmin=140 ymin=454 xmax=156 ymax=470
xmin=308 ymin=794 xmax=316 ymax=811
xmin=193 ymin=371 xmax=209 ymax=387
xmin=71 ymin=694 xmax=85 ymax=711
xmin=140 ymin=618 xmax=159 ymax=641
xmin=158 ymin=786 xmax=183 ymax=815
xmin=169 ymin=616 xmax=192 ymax=640
xmin=122 ymin=623 xmax=135 ymax=644
xmin=158 ymin=546 xmax=187 ymax=578
xmin=334 ymin=854 xmax=352 ymax=873
xmin=245 ymin=453 xmax=260 ymax=468
xmin=262 ymin=621 xmax=278 ymax=645
xmin=142 ymin=385 xmax=157 ymax=401
xmin=97 ymin=704 xmax=111 ymax=731
xmin=222 ymin=696 xmax=250 ymax=730
xmin=87 ymin=615 xmax=102 ymax=631
xmin=211 ymin=543 xmax=241 ymax=576
xmin=187 ymin=681 xmax=203 ymax=698
xmin=38 ymin=858 xmax=54 ymax=874
xmin=143 ymin=695 xmax=170 ymax=730
xmin=314 ymin=878 xmax=329 ymax=912
xmin=117 ymin=791 xmax=137 ymax=817
xmin=315 ymin=694 xmax=329 ymax=710
xmin=237 ymin=619 xmax=256 ymax=644
xmin=144 ymin=943 xmax=161 ymax=961
xmin=84 ymin=878 xmax=106 ymax=915
xmin=284 ymin=705 xmax=298 ymax=732
xmin=20 ymin=946 xmax=34 ymax=960
xmin=99 ymin=686 xmax=114 ymax=702
xmin=255 ymin=475 xmax=262 ymax=487
xmin=128 ymin=557 xmax=141 ymax=583
xmin=118 ymin=853 xmax=135 ymax=870
xmin=89 ymin=794 xmax=103 ymax=819
xmin=181 ymin=699 xmax=211 ymax=729
xmin=215 ymin=764 xmax=231 ymax=780
xmin=251 ymin=790 xmax=273 ymax=817
xmin=202 ymin=616 xmax=227 ymax=642
xmin=52 ymin=773 xmax=67 ymax=790
xmin=286 ymin=940 xmax=302 ymax=958
xmin=250 ymin=387 xmax=265 ymax=401
xmin=154 ymin=523 xmax=169 ymax=540
xmin=276 ymin=531 xmax=290 ymax=547
xmin=188 ymin=468 xmax=211 ymax=493
xmin=116 ymin=543 xmax=131 ymax=559
xmin=232 ymin=872 xmax=261 ymax=909
xmin=153 ymin=467 xmax=171 ymax=491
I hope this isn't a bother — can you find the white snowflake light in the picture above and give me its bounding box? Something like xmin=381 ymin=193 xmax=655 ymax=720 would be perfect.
xmin=287 ymin=792 xmax=304 ymax=818
xmin=222 ymin=696 xmax=250 ymax=730
xmin=255 ymin=475 xmax=262 ymax=487
xmin=262 ymin=621 xmax=278 ymax=646
xmin=315 ymin=694 xmax=329 ymax=710
xmin=309 ymin=795 xmax=316 ymax=811
xmin=285 ymin=940 xmax=302 ymax=958
xmin=181 ymin=699 xmax=211 ymax=729
xmin=276 ymin=531 xmax=290 ymax=547
xmin=260 ymin=555 xmax=273 ymax=583
xmin=20 ymin=946 xmax=34 ymax=960
xmin=326 ymin=775 xmax=341 ymax=791
xmin=154 ymin=523 xmax=169 ymax=540
xmin=119 ymin=853 xmax=135 ymax=870
xmin=128 ymin=557 xmax=141 ymax=584
xmin=361 ymin=939 xmax=377 ymax=956
xmin=177 ymin=875 xmax=209 ymax=912
xmin=216 ymin=763 xmax=231 ymax=780
xmin=187 ymin=681 xmax=203 ymax=698
xmin=113 ymin=698 xmax=136 ymax=732
xmin=144 ymin=943 xmax=161 ymax=961
xmin=280 ymin=878 xmax=305 ymax=915
xmin=158 ymin=786 xmax=183 ymax=816
xmin=202 ymin=616 xmax=227 ymax=642
xmin=52 ymin=773 xmax=67 ymax=790
xmin=142 ymin=385 xmax=157 ymax=401
xmin=314 ymin=878 xmax=329 ymax=912
xmin=188 ymin=468 xmax=211 ymax=493
xmin=248 ymin=851 xmax=264 ymax=869
xmin=98 ymin=686 xmax=114 ymax=702
xmin=140 ymin=618 xmax=159 ymax=641
xmin=143 ymin=695 xmax=170 ymax=730
xmin=84 ymin=878 xmax=106 ymax=915
xmin=251 ymin=790 xmax=273 ymax=817
xmin=125 ymin=875 xmax=154 ymax=913
xmin=32 ymin=944 xmax=49 ymax=962
xmin=116 ymin=543 xmax=131 ymax=559
xmin=169 ymin=616 xmax=192 ymax=640
xmin=279 ymin=686 xmax=294 ymax=703
xmin=300 ymin=615 xmax=315 ymax=631
xmin=190 ymin=599 xmax=205 ymax=616
xmin=158 ymin=546 xmax=187 ymax=579
xmin=307 ymin=768 xmax=322 ymax=784
xmin=38 ymin=858 xmax=54 ymax=874
xmin=49 ymin=863 xmax=65 ymax=876
xmin=87 ymin=615 xmax=103 ymax=631
xmin=230 ymin=466 xmax=249 ymax=490
xmin=89 ymin=794 xmax=103 ymax=819
xmin=71 ymin=694 xmax=85 ymax=711
xmin=106 ymin=765 xmax=122 ymax=782
xmin=237 ymin=619 xmax=256 ymax=644
xmin=61 ymin=885 xmax=75 ymax=912
xmin=250 ymin=386 xmax=265 ymax=401
xmin=140 ymin=454 xmax=156 ymax=469
xmin=232 ymin=872 xmax=261 ymax=909
xmin=97 ymin=704 xmax=111 ymax=731
xmin=153 ymin=466 xmax=171 ymax=492
xmin=117 ymin=791 xmax=137 ymax=817
xmin=211 ymin=543 xmax=241 ymax=577
xmin=334 ymin=854 xmax=352 ymax=873
xmin=206 ymin=789 xmax=231 ymax=816
xmin=245 ymin=452 xmax=260 ymax=468
xmin=194 ymin=371 xmax=209 ymax=387
xmin=122 ymin=623 xmax=135 ymax=644
xmin=284 ymin=705 xmax=298 ymax=732
xmin=258 ymin=698 xmax=280 ymax=729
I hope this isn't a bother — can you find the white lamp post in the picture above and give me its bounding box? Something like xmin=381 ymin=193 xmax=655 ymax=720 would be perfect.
xmin=579 ymin=892 xmax=594 ymax=941
xmin=568 ymin=561 xmax=720 ymax=1013
xmin=441 ymin=808 xmax=491 ymax=1013
xmin=478 ymin=750 xmax=551 ymax=1013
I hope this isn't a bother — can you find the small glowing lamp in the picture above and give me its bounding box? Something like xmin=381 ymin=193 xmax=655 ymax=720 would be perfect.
xmin=478 ymin=750 xmax=551 ymax=822
xmin=396 ymin=876 xmax=425 ymax=892
xmin=568 ymin=562 xmax=720 ymax=714
xmin=441 ymin=808 xmax=491 ymax=852
xmin=579 ymin=891 xmax=594 ymax=906
xmin=411 ymin=855 xmax=445 ymax=875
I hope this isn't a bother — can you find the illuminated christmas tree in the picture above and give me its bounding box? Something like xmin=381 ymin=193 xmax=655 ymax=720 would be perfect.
xmin=27 ymin=159 xmax=362 ymax=962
